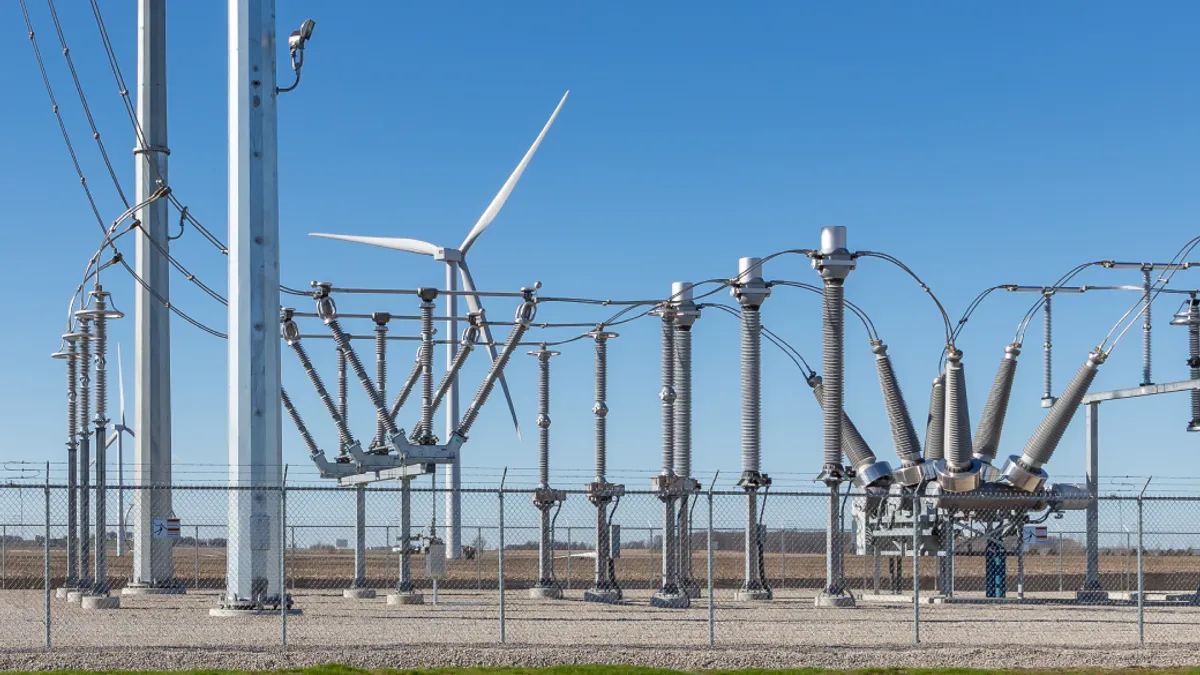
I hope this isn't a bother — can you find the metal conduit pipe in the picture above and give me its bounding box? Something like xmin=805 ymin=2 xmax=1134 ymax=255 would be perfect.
xmin=973 ymin=344 xmax=1021 ymax=464
xmin=733 ymin=257 xmax=771 ymax=602
xmin=1002 ymin=351 xmax=1107 ymax=492
xmin=457 ymin=299 xmax=536 ymax=437
xmin=282 ymin=317 xmax=357 ymax=450
xmin=673 ymin=282 xmax=700 ymax=598
xmin=923 ymin=375 xmax=946 ymax=461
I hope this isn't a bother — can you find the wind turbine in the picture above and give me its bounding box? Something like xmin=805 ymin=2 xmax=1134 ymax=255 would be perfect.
xmin=309 ymin=91 xmax=569 ymax=557
xmin=104 ymin=345 xmax=134 ymax=556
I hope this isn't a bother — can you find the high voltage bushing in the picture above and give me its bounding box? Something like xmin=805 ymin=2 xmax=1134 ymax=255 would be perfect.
xmin=732 ymin=256 xmax=772 ymax=602
xmin=1171 ymin=296 xmax=1200 ymax=432
xmin=936 ymin=348 xmax=983 ymax=492
xmin=871 ymin=342 xmax=933 ymax=487
xmin=973 ymin=343 xmax=1021 ymax=480
xmin=584 ymin=329 xmax=624 ymax=604
xmin=811 ymin=225 xmax=854 ymax=608
xmin=672 ymin=281 xmax=703 ymax=599
xmin=528 ymin=345 xmax=565 ymax=600
xmin=51 ymin=332 xmax=83 ymax=593
xmin=650 ymin=301 xmax=687 ymax=608
xmin=76 ymin=287 xmax=124 ymax=608
xmin=806 ymin=375 xmax=891 ymax=489
xmin=1001 ymin=350 xmax=1107 ymax=493
xmin=923 ymin=374 xmax=946 ymax=461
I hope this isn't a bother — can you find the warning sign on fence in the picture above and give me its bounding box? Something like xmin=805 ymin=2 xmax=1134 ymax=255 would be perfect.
xmin=153 ymin=518 xmax=181 ymax=539
xmin=1021 ymin=524 xmax=1048 ymax=550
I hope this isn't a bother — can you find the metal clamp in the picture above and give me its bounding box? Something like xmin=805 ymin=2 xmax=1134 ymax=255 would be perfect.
xmin=586 ymin=481 xmax=625 ymax=505
xmin=999 ymin=455 xmax=1048 ymax=493
xmin=853 ymin=460 xmax=893 ymax=489
xmin=935 ymin=458 xmax=984 ymax=493
xmin=736 ymin=470 xmax=771 ymax=490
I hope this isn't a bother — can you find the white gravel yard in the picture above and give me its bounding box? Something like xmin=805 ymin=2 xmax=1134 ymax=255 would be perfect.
xmin=2 ymin=589 xmax=1198 ymax=670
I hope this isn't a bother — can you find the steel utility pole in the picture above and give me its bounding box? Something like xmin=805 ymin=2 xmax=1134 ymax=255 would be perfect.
xmin=129 ymin=0 xmax=178 ymax=596
xmin=445 ymin=261 xmax=462 ymax=559
xmin=214 ymin=0 xmax=284 ymax=614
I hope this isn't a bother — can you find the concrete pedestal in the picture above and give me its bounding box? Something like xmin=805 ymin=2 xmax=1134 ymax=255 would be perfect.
xmin=65 ymin=591 xmax=86 ymax=604
xmin=122 ymin=583 xmax=187 ymax=596
xmin=583 ymin=587 xmax=622 ymax=604
xmin=650 ymin=590 xmax=691 ymax=608
xmin=343 ymin=587 xmax=376 ymax=600
xmin=56 ymin=586 xmax=82 ymax=600
xmin=386 ymin=591 xmax=424 ymax=605
xmin=815 ymin=591 xmax=856 ymax=607
xmin=80 ymin=594 xmax=121 ymax=610
xmin=1076 ymin=589 xmax=1111 ymax=603
xmin=735 ymin=588 xmax=772 ymax=602
xmin=528 ymin=585 xmax=563 ymax=600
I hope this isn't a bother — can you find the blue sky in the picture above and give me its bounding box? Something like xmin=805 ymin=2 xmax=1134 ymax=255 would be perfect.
xmin=2 ymin=2 xmax=1199 ymax=493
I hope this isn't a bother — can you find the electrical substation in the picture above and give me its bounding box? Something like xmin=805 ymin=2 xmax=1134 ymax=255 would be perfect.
xmin=11 ymin=0 xmax=1200 ymax=666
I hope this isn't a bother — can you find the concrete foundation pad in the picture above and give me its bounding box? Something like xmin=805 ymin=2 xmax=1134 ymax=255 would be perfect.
xmin=80 ymin=595 xmax=121 ymax=610
xmin=649 ymin=590 xmax=691 ymax=609
xmin=386 ymin=592 xmax=424 ymax=606
xmin=814 ymin=592 xmax=856 ymax=608
xmin=583 ymin=588 xmax=622 ymax=604
xmin=65 ymin=591 xmax=86 ymax=604
xmin=859 ymin=593 xmax=941 ymax=605
xmin=208 ymin=608 xmax=303 ymax=617
xmin=56 ymin=587 xmax=81 ymax=600
xmin=122 ymin=585 xmax=188 ymax=596
xmin=342 ymin=588 xmax=377 ymax=600
xmin=528 ymin=585 xmax=563 ymax=600
xmin=735 ymin=588 xmax=773 ymax=602
xmin=682 ymin=584 xmax=702 ymax=599
xmin=1076 ymin=589 xmax=1111 ymax=603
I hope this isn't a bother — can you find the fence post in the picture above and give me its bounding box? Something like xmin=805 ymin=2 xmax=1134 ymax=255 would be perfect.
xmin=1136 ymin=479 xmax=1151 ymax=646
xmin=498 ymin=470 xmax=507 ymax=645
xmin=1058 ymin=532 xmax=1064 ymax=593
xmin=280 ymin=469 xmax=288 ymax=649
xmin=476 ymin=526 xmax=483 ymax=590
xmin=44 ymin=469 xmax=51 ymax=651
xmin=194 ymin=525 xmax=200 ymax=588
xmin=780 ymin=528 xmax=786 ymax=585
xmin=384 ymin=525 xmax=391 ymax=586
xmin=3 ymin=523 xmax=7 ymax=590
xmin=707 ymin=477 xmax=716 ymax=648
xmin=566 ymin=525 xmax=572 ymax=590
xmin=912 ymin=491 xmax=920 ymax=645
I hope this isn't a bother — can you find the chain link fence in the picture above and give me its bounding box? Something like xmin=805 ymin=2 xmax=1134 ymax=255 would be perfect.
xmin=2 ymin=483 xmax=1199 ymax=651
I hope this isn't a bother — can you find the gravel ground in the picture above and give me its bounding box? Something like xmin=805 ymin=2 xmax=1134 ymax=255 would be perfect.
xmin=2 ymin=589 xmax=1199 ymax=670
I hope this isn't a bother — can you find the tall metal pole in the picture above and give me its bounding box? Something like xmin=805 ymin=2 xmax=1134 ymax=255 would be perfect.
xmin=1080 ymin=401 xmax=1107 ymax=601
xmin=815 ymin=225 xmax=856 ymax=608
xmin=445 ymin=262 xmax=462 ymax=559
xmin=217 ymin=0 xmax=283 ymax=613
xmin=131 ymin=0 xmax=176 ymax=594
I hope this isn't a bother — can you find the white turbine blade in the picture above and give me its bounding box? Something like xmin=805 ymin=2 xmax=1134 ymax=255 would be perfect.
xmin=460 ymin=91 xmax=569 ymax=255
xmin=459 ymin=262 xmax=522 ymax=441
xmin=105 ymin=433 xmax=118 ymax=450
xmin=310 ymin=233 xmax=439 ymax=256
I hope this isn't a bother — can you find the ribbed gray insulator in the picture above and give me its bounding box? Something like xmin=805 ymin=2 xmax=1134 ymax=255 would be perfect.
xmin=414 ymin=341 xmax=473 ymax=439
xmin=973 ymin=344 xmax=1020 ymax=461
xmin=595 ymin=337 xmax=609 ymax=481
xmin=290 ymin=339 xmax=355 ymax=449
xmin=1143 ymin=269 xmax=1152 ymax=386
xmin=673 ymin=326 xmax=692 ymax=480
xmin=281 ymin=387 xmax=321 ymax=457
xmin=1189 ymin=302 xmax=1200 ymax=421
xmin=389 ymin=358 xmax=422 ymax=422
xmin=93 ymin=299 xmax=108 ymax=421
xmin=660 ymin=317 xmax=675 ymax=475
xmin=458 ymin=319 xmax=530 ymax=436
xmin=78 ymin=320 xmax=91 ymax=436
xmin=741 ymin=306 xmax=762 ymax=473
xmin=943 ymin=350 xmax=974 ymax=472
xmin=821 ymin=281 xmax=845 ymax=469
xmin=67 ymin=340 xmax=78 ymax=446
xmin=873 ymin=344 xmax=922 ymax=466
xmin=328 ymin=318 xmax=398 ymax=435
xmin=810 ymin=379 xmax=877 ymax=468
xmin=1043 ymin=296 xmax=1052 ymax=400
xmin=337 ymin=350 xmax=348 ymax=428
xmin=419 ymin=302 xmax=436 ymax=440
xmin=924 ymin=375 xmax=945 ymax=461
xmin=1019 ymin=352 xmax=1105 ymax=471
xmin=374 ymin=322 xmax=387 ymax=446
xmin=537 ymin=352 xmax=551 ymax=488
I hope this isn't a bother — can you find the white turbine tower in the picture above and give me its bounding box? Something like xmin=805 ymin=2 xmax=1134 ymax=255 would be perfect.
xmin=311 ymin=91 xmax=569 ymax=558
xmin=105 ymin=345 xmax=134 ymax=556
